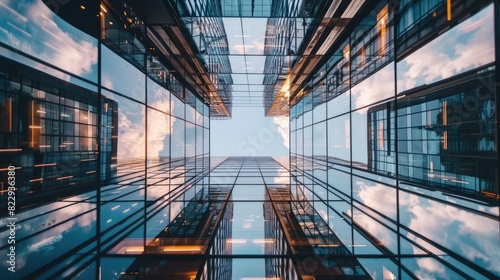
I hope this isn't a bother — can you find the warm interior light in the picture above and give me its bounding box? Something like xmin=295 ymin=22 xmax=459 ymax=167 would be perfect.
xmin=29 ymin=178 xmax=43 ymax=182
xmin=123 ymin=246 xmax=144 ymax=253
xmin=317 ymin=244 xmax=339 ymax=247
xmin=378 ymin=120 xmax=385 ymax=149
xmin=343 ymin=45 xmax=350 ymax=60
xmin=252 ymin=239 xmax=275 ymax=244
xmin=377 ymin=5 xmax=388 ymax=55
xmin=34 ymin=163 xmax=56 ymax=167
xmin=80 ymin=5 xmax=85 ymax=10
xmin=0 ymin=149 xmax=22 ymax=152
xmin=162 ymin=246 xmax=203 ymax=253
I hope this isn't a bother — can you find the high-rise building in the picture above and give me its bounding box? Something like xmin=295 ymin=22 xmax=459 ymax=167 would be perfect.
xmin=0 ymin=0 xmax=498 ymax=279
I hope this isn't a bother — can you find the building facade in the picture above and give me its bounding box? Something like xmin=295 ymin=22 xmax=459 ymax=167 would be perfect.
xmin=290 ymin=0 xmax=499 ymax=279
xmin=0 ymin=0 xmax=498 ymax=279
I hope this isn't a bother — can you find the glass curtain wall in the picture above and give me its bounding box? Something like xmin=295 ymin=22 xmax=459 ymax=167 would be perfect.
xmin=0 ymin=1 xmax=210 ymax=279
xmin=290 ymin=1 xmax=499 ymax=279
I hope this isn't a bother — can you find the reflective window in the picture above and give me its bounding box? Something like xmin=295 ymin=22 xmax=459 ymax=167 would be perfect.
xmin=351 ymin=107 xmax=369 ymax=168
xmin=0 ymin=0 xmax=98 ymax=82
xmin=326 ymin=41 xmax=350 ymax=102
xmin=147 ymin=108 xmax=170 ymax=162
xmin=102 ymin=89 xmax=145 ymax=165
xmin=398 ymin=0 xmax=442 ymax=35
xmin=100 ymin=3 xmax=145 ymax=69
xmin=397 ymin=5 xmax=495 ymax=94
xmin=399 ymin=190 xmax=500 ymax=277
xmin=397 ymin=72 xmax=497 ymax=196
xmin=101 ymin=45 xmax=145 ymax=102
xmin=171 ymin=93 xmax=185 ymax=119
xmin=195 ymin=125 xmax=203 ymax=156
xmin=350 ymin=3 xmax=393 ymax=84
xmin=312 ymin=121 xmax=326 ymax=156
xmin=327 ymin=90 xmax=350 ymax=118
xmin=0 ymin=65 xmax=100 ymax=196
xmin=147 ymin=77 xmax=170 ymax=114
xmin=171 ymin=116 xmax=185 ymax=159
xmin=186 ymin=122 xmax=196 ymax=158
xmin=368 ymin=101 xmax=396 ymax=175
xmin=327 ymin=168 xmax=351 ymax=197
xmin=303 ymin=126 xmax=312 ymax=157
xmin=353 ymin=176 xmax=396 ymax=220
xmin=351 ymin=62 xmax=395 ymax=110
xmin=352 ymin=206 xmax=398 ymax=253
xmin=327 ymin=114 xmax=350 ymax=162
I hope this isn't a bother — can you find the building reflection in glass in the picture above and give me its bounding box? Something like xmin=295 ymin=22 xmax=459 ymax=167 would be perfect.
xmin=103 ymin=186 xmax=233 ymax=280
xmin=0 ymin=59 xmax=116 ymax=200
xmin=367 ymin=69 xmax=498 ymax=200
xmin=290 ymin=2 xmax=498 ymax=279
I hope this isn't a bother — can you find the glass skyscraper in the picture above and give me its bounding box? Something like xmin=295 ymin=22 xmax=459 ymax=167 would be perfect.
xmin=0 ymin=0 xmax=498 ymax=279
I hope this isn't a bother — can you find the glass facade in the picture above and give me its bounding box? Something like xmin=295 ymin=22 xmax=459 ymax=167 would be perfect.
xmin=0 ymin=1 xmax=211 ymax=277
xmin=290 ymin=1 xmax=499 ymax=279
xmin=0 ymin=0 xmax=499 ymax=279
xmin=0 ymin=0 xmax=210 ymax=207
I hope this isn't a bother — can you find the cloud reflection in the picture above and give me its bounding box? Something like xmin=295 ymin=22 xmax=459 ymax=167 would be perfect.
xmin=273 ymin=167 xmax=290 ymax=185
xmin=0 ymin=0 xmax=98 ymax=81
xmin=400 ymin=192 xmax=500 ymax=276
xmin=350 ymin=62 xmax=395 ymax=110
xmin=273 ymin=117 xmax=290 ymax=149
xmin=397 ymin=5 xmax=494 ymax=93
xmin=1 ymin=198 xmax=95 ymax=271
xmin=354 ymin=180 xmax=499 ymax=276
xmin=117 ymin=98 xmax=173 ymax=160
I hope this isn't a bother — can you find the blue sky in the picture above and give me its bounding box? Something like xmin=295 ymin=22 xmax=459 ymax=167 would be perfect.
xmin=210 ymin=16 xmax=290 ymax=156
xmin=211 ymin=107 xmax=289 ymax=156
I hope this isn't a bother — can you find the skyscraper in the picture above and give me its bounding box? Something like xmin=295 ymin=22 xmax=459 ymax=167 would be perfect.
xmin=0 ymin=0 xmax=498 ymax=279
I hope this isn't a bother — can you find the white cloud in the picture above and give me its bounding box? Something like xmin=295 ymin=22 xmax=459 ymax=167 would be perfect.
xmin=398 ymin=5 xmax=495 ymax=93
xmin=0 ymin=1 xmax=98 ymax=81
xmin=117 ymin=99 xmax=173 ymax=161
xmin=117 ymin=109 xmax=145 ymax=160
xmin=102 ymin=76 xmax=114 ymax=90
xmin=400 ymin=192 xmax=500 ymax=275
xmin=414 ymin=258 xmax=447 ymax=280
xmin=356 ymin=180 xmax=397 ymax=219
xmin=147 ymin=186 xmax=171 ymax=200
xmin=350 ymin=62 xmax=395 ymax=109
xmin=253 ymin=39 xmax=265 ymax=53
xmin=273 ymin=167 xmax=290 ymax=184
xmin=354 ymin=180 xmax=398 ymax=250
xmin=170 ymin=201 xmax=184 ymax=221
xmin=354 ymin=181 xmax=500 ymax=276
xmin=26 ymin=1 xmax=98 ymax=79
xmin=147 ymin=102 xmax=172 ymax=158
xmin=273 ymin=117 xmax=289 ymax=149
xmin=1 ymin=198 xmax=95 ymax=270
